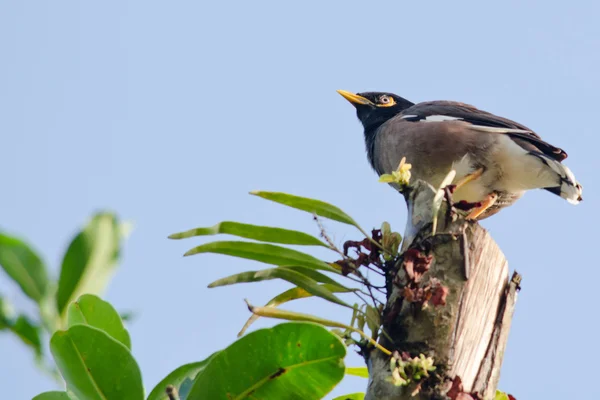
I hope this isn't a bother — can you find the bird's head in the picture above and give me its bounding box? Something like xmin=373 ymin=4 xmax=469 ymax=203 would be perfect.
xmin=337 ymin=90 xmax=414 ymax=129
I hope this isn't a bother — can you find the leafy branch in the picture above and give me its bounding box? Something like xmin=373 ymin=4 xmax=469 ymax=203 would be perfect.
xmin=0 ymin=212 xmax=129 ymax=382
xmin=170 ymin=191 xmax=404 ymax=350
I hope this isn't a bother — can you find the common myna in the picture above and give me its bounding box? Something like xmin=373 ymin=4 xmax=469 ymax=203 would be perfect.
xmin=338 ymin=90 xmax=583 ymax=220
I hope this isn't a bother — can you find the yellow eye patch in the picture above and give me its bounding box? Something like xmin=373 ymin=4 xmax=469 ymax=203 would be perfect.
xmin=377 ymin=95 xmax=396 ymax=107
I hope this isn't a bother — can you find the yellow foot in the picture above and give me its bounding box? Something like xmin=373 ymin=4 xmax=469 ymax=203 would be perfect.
xmin=466 ymin=193 xmax=498 ymax=220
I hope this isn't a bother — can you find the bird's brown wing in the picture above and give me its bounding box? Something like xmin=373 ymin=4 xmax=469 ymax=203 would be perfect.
xmin=400 ymin=101 xmax=568 ymax=161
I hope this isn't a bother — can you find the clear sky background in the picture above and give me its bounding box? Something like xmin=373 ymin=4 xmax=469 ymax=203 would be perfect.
xmin=0 ymin=1 xmax=598 ymax=399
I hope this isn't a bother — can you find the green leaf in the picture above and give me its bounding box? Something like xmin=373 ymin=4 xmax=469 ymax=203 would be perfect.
xmin=56 ymin=212 xmax=124 ymax=318
xmin=0 ymin=295 xmax=14 ymax=330
xmin=279 ymin=266 xmax=345 ymax=286
xmin=333 ymin=393 xmax=365 ymax=400
xmin=355 ymin=308 xmax=366 ymax=332
xmin=39 ymin=293 xmax=61 ymax=334
xmin=246 ymin=302 xmax=348 ymax=329
xmin=495 ymin=391 xmax=510 ymax=400
xmin=243 ymin=302 xmax=392 ymax=356
xmin=365 ymin=305 xmax=381 ymax=337
xmin=208 ymin=267 xmax=351 ymax=308
xmin=345 ymin=367 xmax=369 ymax=378
xmin=11 ymin=315 xmax=43 ymax=358
xmin=250 ymin=191 xmax=359 ymax=227
xmin=67 ymin=294 xmax=131 ymax=349
xmin=378 ymin=175 xmax=396 ymax=183
xmin=0 ymin=233 xmax=48 ymax=302
xmin=147 ymin=353 xmax=218 ymax=400
xmin=381 ymin=222 xmax=402 ymax=260
xmin=169 ymin=221 xmax=327 ymax=247
xmin=50 ymin=325 xmax=144 ymax=400
xmin=238 ymin=283 xmax=355 ymax=337
xmin=187 ymin=322 xmax=346 ymax=400
xmin=183 ymin=241 xmax=336 ymax=272
xmin=32 ymin=392 xmax=73 ymax=400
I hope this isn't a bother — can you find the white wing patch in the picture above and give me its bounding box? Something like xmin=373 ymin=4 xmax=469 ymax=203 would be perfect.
xmin=468 ymin=125 xmax=531 ymax=134
xmin=423 ymin=115 xmax=463 ymax=122
xmin=400 ymin=114 xmax=464 ymax=122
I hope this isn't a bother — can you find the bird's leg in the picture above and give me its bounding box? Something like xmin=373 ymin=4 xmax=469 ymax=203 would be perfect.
xmin=443 ymin=168 xmax=485 ymax=224
xmin=446 ymin=168 xmax=485 ymax=194
xmin=466 ymin=193 xmax=498 ymax=220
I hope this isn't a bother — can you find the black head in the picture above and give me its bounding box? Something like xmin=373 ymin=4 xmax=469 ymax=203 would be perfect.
xmin=337 ymin=90 xmax=414 ymax=131
xmin=337 ymin=90 xmax=414 ymax=171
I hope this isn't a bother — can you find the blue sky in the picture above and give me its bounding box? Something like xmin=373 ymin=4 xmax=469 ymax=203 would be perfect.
xmin=0 ymin=1 xmax=598 ymax=399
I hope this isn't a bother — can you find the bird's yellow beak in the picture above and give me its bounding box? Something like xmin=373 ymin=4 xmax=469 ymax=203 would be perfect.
xmin=337 ymin=90 xmax=374 ymax=106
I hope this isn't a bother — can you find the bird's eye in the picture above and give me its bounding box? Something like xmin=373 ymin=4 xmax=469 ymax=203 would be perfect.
xmin=377 ymin=95 xmax=395 ymax=107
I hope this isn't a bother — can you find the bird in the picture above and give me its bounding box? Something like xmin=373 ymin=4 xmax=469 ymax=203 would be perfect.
xmin=337 ymin=89 xmax=583 ymax=220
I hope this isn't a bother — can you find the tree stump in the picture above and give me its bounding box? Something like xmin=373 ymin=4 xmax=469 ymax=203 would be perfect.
xmin=365 ymin=181 xmax=520 ymax=400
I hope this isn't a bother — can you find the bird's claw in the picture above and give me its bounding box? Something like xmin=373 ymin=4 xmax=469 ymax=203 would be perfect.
xmin=443 ymin=185 xmax=482 ymax=225
xmin=455 ymin=200 xmax=483 ymax=211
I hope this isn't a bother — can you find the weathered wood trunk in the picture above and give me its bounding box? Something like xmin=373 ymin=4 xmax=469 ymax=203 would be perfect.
xmin=365 ymin=181 xmax=520 ymax=400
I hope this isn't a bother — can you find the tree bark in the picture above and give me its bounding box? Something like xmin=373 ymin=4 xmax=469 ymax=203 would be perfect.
xmin=365 ymin=181 xmax=520 ymax=400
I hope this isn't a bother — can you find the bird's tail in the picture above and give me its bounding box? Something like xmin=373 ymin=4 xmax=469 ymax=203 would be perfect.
xmin=535 ymin=153 xmax=583 ymax=204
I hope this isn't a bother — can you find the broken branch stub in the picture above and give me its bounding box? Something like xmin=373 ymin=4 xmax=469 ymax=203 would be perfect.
xmin=365 ymin=180 xmax=520 ymax=400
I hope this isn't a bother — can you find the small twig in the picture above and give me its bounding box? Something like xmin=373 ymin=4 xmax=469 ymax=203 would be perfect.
xmin=354 ymin=290 xmax=385 ymax=307
xmin=313 ymin=214 xmax=346 ymax=258
xmin=366 ymin=284 xmax=379 ymax=307
xmin=333 ymin=263 xmax=386 ymax=293
xmin=315 ymin=214 xmax=382 ymax=278
xmin=350 ymin=287 xmax=384 ymax=303
xmin=354 ymin=291 xmax=371 ymax=306
xmin=411 ymin=381 xmax=423 ymax=397
xmin=354 ymin=269 xmax=381 ymax=308
xmin=362 ymin=263 xmax=386 ymax=276
xmin=357 ymin=289 xmax=382 ymax=301
xmin=314 ymin=214 xmax=388 ymax=305
xmin=246 ymin=299 xmax=393 ymax=356
xmin=340 ymin=269 xmax=386 ymax=294
xmin=343 ymin=273 xmax=369 ymax=285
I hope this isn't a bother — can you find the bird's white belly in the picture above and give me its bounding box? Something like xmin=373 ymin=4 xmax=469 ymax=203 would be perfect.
xmin=448 ymin=153 xmax=489 ymax=203
xmin=492 ymin=135 xmax=557 ymax=192
xmin=450 ymin=134 xmax=556 ymax=202
xmin=453 ymin=181 xmax=491 ymax=203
